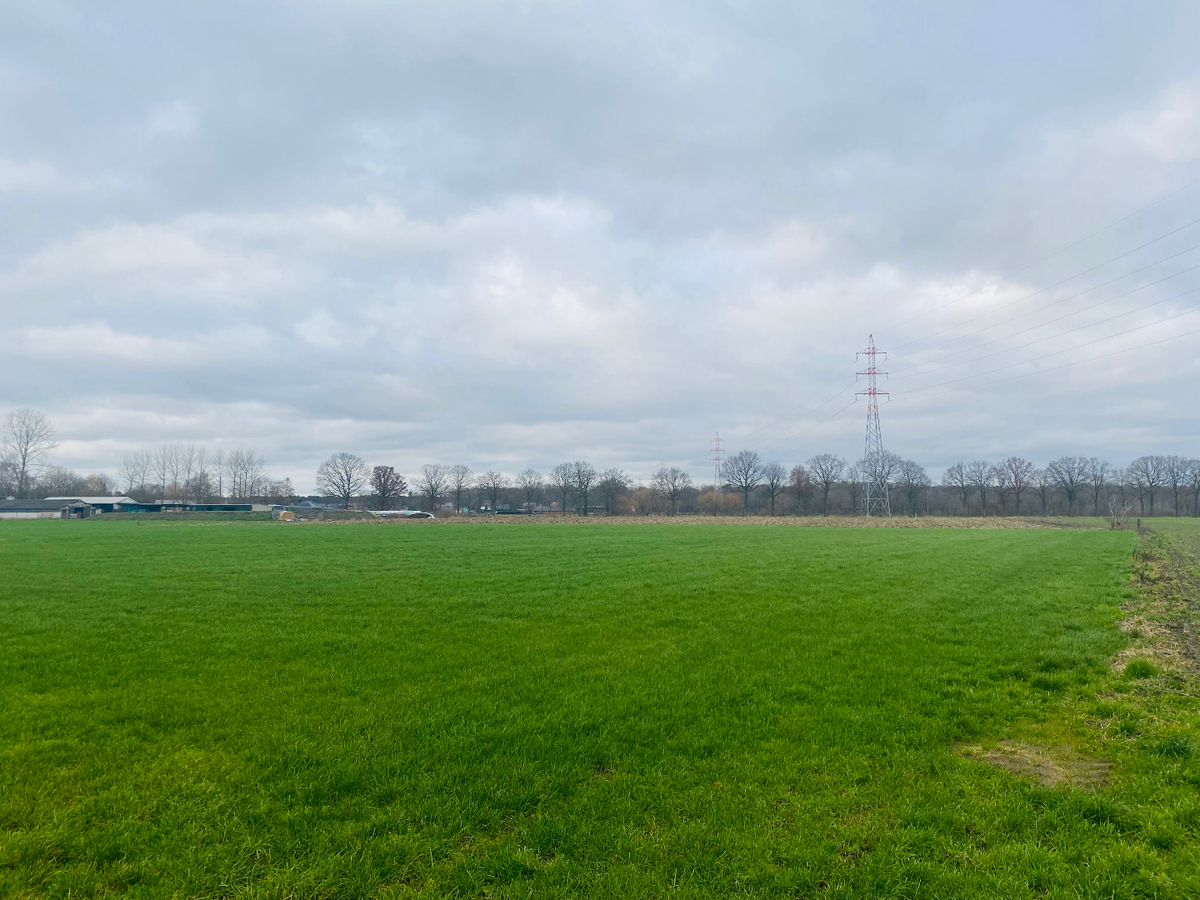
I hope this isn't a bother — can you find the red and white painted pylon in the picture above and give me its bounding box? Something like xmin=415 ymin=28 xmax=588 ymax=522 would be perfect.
xmin=856 ymin=334 xmax=891 ymax=516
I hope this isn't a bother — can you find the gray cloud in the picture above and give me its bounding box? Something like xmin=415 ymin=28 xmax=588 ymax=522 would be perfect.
xmin=2 ymin=0 xmax=1199 ymax=489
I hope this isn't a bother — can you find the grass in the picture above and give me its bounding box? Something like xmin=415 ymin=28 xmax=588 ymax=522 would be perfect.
xmin=0 ymin=518 xmax=1196 ymax=898
xmin=102 ymin=511 xmax=273 ymax=522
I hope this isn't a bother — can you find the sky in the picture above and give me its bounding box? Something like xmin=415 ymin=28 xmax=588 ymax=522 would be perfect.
xmin=3 ymin=0 xmax=1199 ymax=491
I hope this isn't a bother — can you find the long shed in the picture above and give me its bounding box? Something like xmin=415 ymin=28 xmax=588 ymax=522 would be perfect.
xmin=0 ymin=499 xmax=93 ymax=519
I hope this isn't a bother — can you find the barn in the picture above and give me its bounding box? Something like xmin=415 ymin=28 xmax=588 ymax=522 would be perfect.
xmin=44 ymin=495 xmax=137 ymax=513
xmin=0 ymin=499 xmax=94 ymax=519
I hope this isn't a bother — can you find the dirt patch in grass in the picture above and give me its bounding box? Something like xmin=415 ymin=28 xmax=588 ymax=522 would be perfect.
xmin=960 ymin=741 xmax=1112 ymax=789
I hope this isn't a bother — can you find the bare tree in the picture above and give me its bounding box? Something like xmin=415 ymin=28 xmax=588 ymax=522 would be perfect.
xmin=992 ymin=463 xmax=1013 ymax=515
xmin=1046 ymin=456 xmax=1088 ymax=516
xmin=789 ymin=464 xmax=813 ymax=515
xmin=449 ymin=465 xmax=473 ymax=513
xmin=846 ymin=463 xmax=862 ymax=514
xmin=941 ymin=462 xmax=971 ymax=515
xmin=858 ymin=450 xmax=902 ymax=515
xmin=417 ymin=464 xmax=450 ymax=512
xmin=1187 ymin=459 xmax=1200 ymax=517
xmin=1031 ymin=468 xmax=1053 ymax=515
xmin=998 ymin=457 xmax=1035 ymax=516
xmin=190 ymin=464 xmax=216 ymax=503
xmin=81 ymin=472 xmax=115 ymax=495
xmin=1127 ymin=456 xmax=1165 ymax=515
xmin=0 ymin=457 xmax=17 ymax=497
xmin=722 ymin=450 xmax=764 ymax=515
xmin=2 ymin=409 xmax=58 ymax=499
xmin=317 ymin=453 xmax=368 ymax=508
xmin=516 ymin=468 xmax=543 ymax=514
xmin=597 ymin=468 xmax=633 ymax=515
xmin=697 ymin=490 xmax=724 ymax=516
xmin=211 ymin=450 xmax=226 ymax=500
xmin=39 ymin=466 xmax=84 ymax=497
xmin=1086 ymin=458 xmax=1111 ymax=516
xmin=1164 ymin=454 xmax=1190 ymax=517
xmin=1111 ymin=467 xmax=1131 ymax=510
xmin=965 ymin=460 xmax=993 ymax=515
xmin=227 ymin=448 xmax=269 ymax=500
xmin=897 ymin=459 xmax=930 ymax=516
xmin=630 ymin=486 xmax=657 ymax=516
xmin=651 ymin=466 xmax=692 ymax=516
xmin=119 ymin=452 xmax=138 ymax=494
xmin=478 ymin=471 xmax=511 ymax=511
xmin=370 ymin=466 xmax=407 ymax=510
xmin=549 ymin=463 xmax=574 ymax=514
xmin=154 ymin=444 xmax=172 ymax=501
xmin=189 ymin=447 xmax=209 ymax=502
xmin=119 ymin=450 xmax=153 ymax=494
xmin=806 ymin=454 xmax=845 ymax=516
xmin=572 ymin=461 xmax=597 ymax=516
xmin=165 ymin=443 xmax=185 ymax=501
xmin=760 ymin=462 xmax=786 ymax=515
xmin=179 ymin=444 xmax=198 ymax=502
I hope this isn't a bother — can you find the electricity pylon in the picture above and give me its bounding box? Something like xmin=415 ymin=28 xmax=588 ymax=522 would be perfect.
xmin=856 ymin=334 xmax=891 ymax=516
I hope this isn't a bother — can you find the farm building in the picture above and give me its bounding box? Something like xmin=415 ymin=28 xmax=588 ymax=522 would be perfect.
xmin=0 ymin=499 xmax=94 ymax=519
xmin=43 ymin=496 xmax=269 ymax=513
xmin=111 ymin=501 xmax=262 ymax=512
xmin=45 ymin=495 xmax=137 ymax=513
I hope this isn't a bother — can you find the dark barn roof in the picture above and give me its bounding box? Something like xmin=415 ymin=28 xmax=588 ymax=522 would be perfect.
xmin=0 ymin=499 xmax=89 ymax=512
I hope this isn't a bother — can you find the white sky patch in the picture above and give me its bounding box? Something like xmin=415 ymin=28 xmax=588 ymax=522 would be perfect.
xmin=294 ymin=309 xmax=376 ymax=350
xmin=1 ymin=220 xmax=304 ymax=304
xmin=4 ymin=321 xmax=276 ymax=365
xmin=145 ymin=100 xmax=198 ymax=138
xmin=0 ymin=158 xmax=83 ymax=192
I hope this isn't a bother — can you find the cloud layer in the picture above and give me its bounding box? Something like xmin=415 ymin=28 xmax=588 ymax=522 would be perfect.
xmin=3 ymin=1 xmax=1199 ymax=489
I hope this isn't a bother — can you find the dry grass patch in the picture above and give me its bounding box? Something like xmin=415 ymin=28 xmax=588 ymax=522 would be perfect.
xmin=394 ymin=514 xmax=1063 ymax=529
xmin=1112 ymin=528 xmax=1200 ymax=677
xmin=959 ymin=740 xmax=1113 ymax=789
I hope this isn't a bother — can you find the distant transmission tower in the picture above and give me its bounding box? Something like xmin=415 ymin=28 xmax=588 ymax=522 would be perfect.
xmin=856 ymin=334 xmax=891 ymax=516
xmin=712 ymin=432 xmax=724 ymax=490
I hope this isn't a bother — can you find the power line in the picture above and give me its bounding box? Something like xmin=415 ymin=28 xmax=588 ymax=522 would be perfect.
xmin=877 ymin=174 xmax=1200 ymax=337
xmin=768 ymin=319 xmax=1200 ymax=464
xmin=750 ymin=205 xmax=1200 ymax=447
xmin=743 ymin=376 xmax=858 ymax=448
xmin=889 ymin=215 xmax=1200 ymax=353
xmin=889 ymin=283 xmax=1200 ymax=381
xmin=774 ymin=398 xmax=860 ymax=460
xmin=788 ymin=410 xmax=862 ymax=461
xmin=725 ymin=175 xmax=1200 ymax=460
xmin=891 ymin=304 xmax=1200 ymax=397
xmin=888 ymin=244 xmax=1200 ymax=373
xmin=892 ymin=323 xmax=1200 ymax=402
xmin=735 ymin=366 xmax=858 ymax=447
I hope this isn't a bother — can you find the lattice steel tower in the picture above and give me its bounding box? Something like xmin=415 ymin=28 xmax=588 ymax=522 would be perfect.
xmin=711 ymin=432 xmax=724 ymax=490
xmin=856 ymin=334 xmax=891 ymax=516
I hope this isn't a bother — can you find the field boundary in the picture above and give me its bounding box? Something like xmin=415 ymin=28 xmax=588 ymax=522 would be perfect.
xmin=1116 ymin=524 xmax=1200 ymax=676
xmin=296 ymin=514 xmax=1084 ymax=529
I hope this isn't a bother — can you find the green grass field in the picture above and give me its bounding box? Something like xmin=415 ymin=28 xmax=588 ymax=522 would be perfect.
xmin=2 ymin=519 xmax=1198 ymax=898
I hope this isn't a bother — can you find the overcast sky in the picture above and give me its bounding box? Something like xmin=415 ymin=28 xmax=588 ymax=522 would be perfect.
xmin=3 ymin=1 xmax=1199 ymax=491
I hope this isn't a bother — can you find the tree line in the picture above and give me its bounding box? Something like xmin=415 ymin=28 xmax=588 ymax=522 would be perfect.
xmin=314 ymin=449 xmax=1200 ymax=518
xmin=5 ymin=408 xmax=1199 ymax=516
xmin=0 ymin=410 xmax=290 ymax=503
